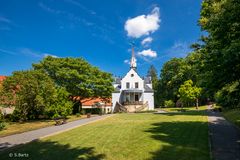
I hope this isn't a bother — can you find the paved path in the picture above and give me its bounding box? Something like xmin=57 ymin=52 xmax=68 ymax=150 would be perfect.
xmin=207 ymin=106 xmax=240 ymax=160
xmin=0 ymin=114 xmax=113 ymax=151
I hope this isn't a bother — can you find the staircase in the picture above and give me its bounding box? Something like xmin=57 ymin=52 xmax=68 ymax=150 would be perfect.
xmin=135 ymin=102 xmax=148 ymax=112
xmin=114 ymin=102 xmax=149 ymax=113
xmin=114 ymin=102 xmax=127 ymax=113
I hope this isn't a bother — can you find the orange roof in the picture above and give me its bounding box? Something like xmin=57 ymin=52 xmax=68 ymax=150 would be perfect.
xmin=0 ymin=75 xmax=6 ymax=82
xmin=81 ymin=97 xmax=112 ymax=107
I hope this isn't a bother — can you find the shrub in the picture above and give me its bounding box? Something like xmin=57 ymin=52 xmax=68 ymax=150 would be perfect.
xmin=164 ymin=100 xmax=175 ymax=107
xmin=0 ymin=122 xmax=6 ymax=130
xmin=0 ymin=113 xmax=6 ymax=130
xmin=81 ymin=109 xmax=86 ymax=115
xmin=9 ymin=109 xmax=22 ymax=122
xmin=215 ymin=81 xmax=240 ymax=108
xmin=76 ymin=113 xmax=81 ymax=117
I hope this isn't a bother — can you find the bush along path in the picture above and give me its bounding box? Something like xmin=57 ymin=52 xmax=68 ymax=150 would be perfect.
xmin=207 ymin=106 xmax=240 ymax=160
xmin=0 ymin=114 xmax=113 ymax=151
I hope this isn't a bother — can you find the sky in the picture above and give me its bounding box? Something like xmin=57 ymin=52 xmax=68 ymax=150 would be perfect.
xmin=0 ymin=0 xmax=202 ymax=77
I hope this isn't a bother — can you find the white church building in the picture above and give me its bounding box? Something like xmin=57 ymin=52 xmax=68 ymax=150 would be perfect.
xmin=112 ymin=47 xmax=154 ymax=113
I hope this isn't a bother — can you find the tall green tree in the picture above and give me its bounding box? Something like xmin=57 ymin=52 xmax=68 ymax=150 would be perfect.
xmin=157 ymin=58 xmax=184 ymax=105
xmin=33 ymin=56 xmax=114 ymax=108
xmin=0 ymin=70 xmax=73 ymax=121
xmin=147 ymin=65 xmax=159 ymax=106
xmin=178 ymin=80 xmax=202 ymax=108
xmin=147 ymin=65 xmax=158 ymax=89
xmin=198 ymin=0 xmax=240 ymax=107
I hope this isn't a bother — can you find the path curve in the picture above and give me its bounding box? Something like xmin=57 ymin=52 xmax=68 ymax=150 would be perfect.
xmin=0 ymin=114 xmax=113 ymax=151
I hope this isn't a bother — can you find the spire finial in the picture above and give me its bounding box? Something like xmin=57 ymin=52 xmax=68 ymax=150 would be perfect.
xmin=129 ymin=42 xmax=137 ymax=69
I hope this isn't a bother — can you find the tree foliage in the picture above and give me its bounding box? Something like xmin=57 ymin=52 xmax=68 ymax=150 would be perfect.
xmin=178 ymin=80 xmax=202 ymax=107
xmin=147 ymin=65 xmax=159 ymax=106
xmin=156 ymin=57 xmax=201 ymax=106
xmin=0 ymin=70 xmax=73 ymax=121
xmin=198 ymin=0 xmax=240 ymax=107
xmin=147 ymin=65 xmax=158 ymax=89
xmin=156 ymin=0 xmax=240 ymax=108
xmin=33 ymin=56 xmax=114 ymax=101
xmin=164 ymin=100 xmax=175 ymax=108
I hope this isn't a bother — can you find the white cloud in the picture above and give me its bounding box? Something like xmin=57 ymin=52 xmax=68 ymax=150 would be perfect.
xmin=167 ymin=42 xmax=192 ymax=58
xmin=138 ymin=49 xmax=157 ymax=58
xmin=124 ymin=59 xmax=130 ymax=64
xmin=141 ymin=37 xmax=153 ymax=46
xmin=0 ymin=48 xmax=17 ymax=55
xmin=43 ymin=53 xmax=58 ymax=58
xmin=19 ymin=48 xmax=58 ymax=58
xmin=0 ymin=48 xmax=58 ymax=58
xmin=19 ymin=48 xmax=42 ymax=58
xmin=0 ymin=16 xmax=11 ymax=23
xmin=124 ymin=7 xmax=160 ymax=38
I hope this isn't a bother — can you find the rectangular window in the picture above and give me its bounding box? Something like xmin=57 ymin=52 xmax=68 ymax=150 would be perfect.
xmin=126 ymin=82 xmax=130 ymax=89
xmin=135 ymin=82 xmax=139 ymax=88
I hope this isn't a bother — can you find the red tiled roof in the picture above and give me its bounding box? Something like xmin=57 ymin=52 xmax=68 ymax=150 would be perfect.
xmin=81 ymin=97 xmax=112 ymax=106
xmin=71 ymin=96 xmax=112 ymax=107
xmin=0 ymin=75 xmax=6 ymax=82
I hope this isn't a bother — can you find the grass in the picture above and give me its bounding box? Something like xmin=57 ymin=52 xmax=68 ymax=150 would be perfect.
xmin=0 ymin=106 xmax=210 ymax=160
xmin=222 ymin=108 xmax=240 ymax=128
xmin=0 ymin=115 xmax=87 ymax=137
xmin=161 ymin=106 xmax=206 ymax=112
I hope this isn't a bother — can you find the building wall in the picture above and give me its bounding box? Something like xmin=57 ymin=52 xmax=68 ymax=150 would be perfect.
xmin=143 ymin=92 xmax=154 ymax=110
xmin=121 ymin=69 xmax=144 ymax=91
xmin=112 ymin=92 xmax=121 ymax=111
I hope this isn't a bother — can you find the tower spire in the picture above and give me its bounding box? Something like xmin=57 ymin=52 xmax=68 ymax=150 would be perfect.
xmin=130 ymin=42 xmax=137 ymax=69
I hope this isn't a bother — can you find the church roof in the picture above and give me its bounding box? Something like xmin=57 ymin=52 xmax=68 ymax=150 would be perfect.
xmin=113 ymin=77 xmax=121 ymax=84
xmin=144 ymin=84 xmax=154 ymax=92
xmin=144 ymin=76 xmax=151 ymax=84
xmin=113 ymin=85 xmax=120 ymax=93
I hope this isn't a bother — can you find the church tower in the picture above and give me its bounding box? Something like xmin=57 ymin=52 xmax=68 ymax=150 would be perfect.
xmin=130 ymin=44 xmax=137 ymax=69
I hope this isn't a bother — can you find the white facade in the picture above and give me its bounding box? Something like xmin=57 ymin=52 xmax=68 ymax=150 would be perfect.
xmin=112 ymin=47 xmax=154 ymax=112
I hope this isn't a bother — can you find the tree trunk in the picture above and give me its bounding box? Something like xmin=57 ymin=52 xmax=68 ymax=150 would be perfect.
xmin=196 ymin=99 xmax=199 ymax=110
xmin=79 ymin=101 xmax=82 ymax=113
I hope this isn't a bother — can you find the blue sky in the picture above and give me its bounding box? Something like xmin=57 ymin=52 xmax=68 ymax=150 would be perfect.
xmin=0 ymin=0 xmax=202 ymax=77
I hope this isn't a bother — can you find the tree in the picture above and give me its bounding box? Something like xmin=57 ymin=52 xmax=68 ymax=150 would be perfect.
xmin=164 ymin=100 xmax=175 ymax=108
xmin=147 ymin=65 xmax=159 ymax=106
xmin=198 ymin=0 xmax=240 ymax=107
xmin=147 ymin=65 xmax=158 ymax=89
xmin=0 ymin=70 xmax=73 ymax=121
xmin=178 ymin=80 xmax=202 ymax=109
xmin=157 ymin=58 xmax=184 ymax=105
xmin=156 ymin=57 xmax=198 ymax=105
xmin=33 ymin=56 xmax=114 ymax=111
xmin=44 ymin=87 xmax=73 ymax=118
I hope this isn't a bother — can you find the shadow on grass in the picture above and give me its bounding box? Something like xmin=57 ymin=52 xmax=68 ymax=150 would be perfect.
xmin=145 ymin=121 xmax=210 ymax=160
xmin=0 ymin=140 xmax=105 ymax=160
xmin=155 ymin=109 xmax=208 ymax=116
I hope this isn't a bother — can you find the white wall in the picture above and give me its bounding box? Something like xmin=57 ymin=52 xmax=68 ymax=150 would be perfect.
xmin=143 ymin=92 xmax=154 ymax=110
xmin=112 ymin=92 xmax=121 ymax=111
xmin=121 ymin=69 xmax=144 ymax=91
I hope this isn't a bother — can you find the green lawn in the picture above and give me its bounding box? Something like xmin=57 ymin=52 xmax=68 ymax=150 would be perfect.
xmin=222 ymin=108 xmax=240 ymax=128
xmin=0 ymin=107 xmax=210 ymax=160
xmin=0 ymin=115 xmax=87 ymax=137
xmin=161 ymin=106 xmax=206 ymax=112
